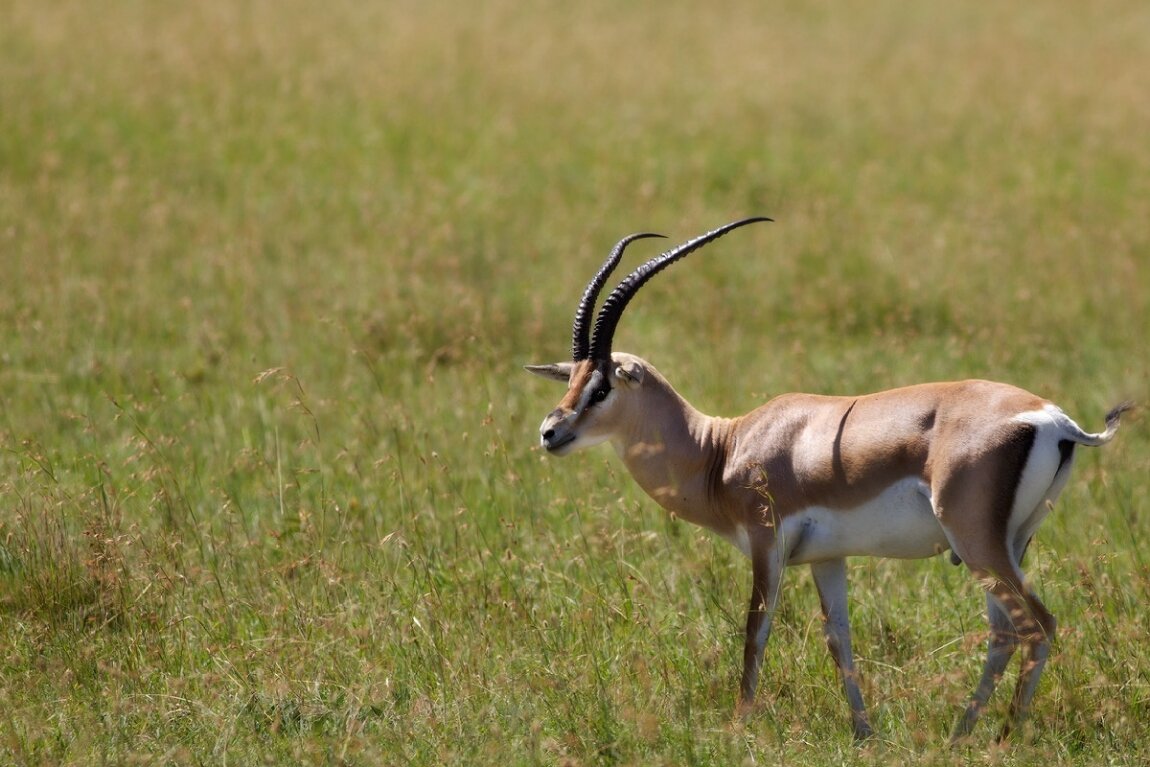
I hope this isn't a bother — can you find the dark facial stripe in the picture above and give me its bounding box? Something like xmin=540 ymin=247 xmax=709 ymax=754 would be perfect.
xmin=556 ymin=361 xmax=612 ymax=418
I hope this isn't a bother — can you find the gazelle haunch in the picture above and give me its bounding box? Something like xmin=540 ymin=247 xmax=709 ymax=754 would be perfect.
xmin=526 ymin=217 xmax=1131 ymax=742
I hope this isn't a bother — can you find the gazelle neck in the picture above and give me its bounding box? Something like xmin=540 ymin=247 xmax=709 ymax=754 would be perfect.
xmin=610 ymin=370 xmax=736 ymax=533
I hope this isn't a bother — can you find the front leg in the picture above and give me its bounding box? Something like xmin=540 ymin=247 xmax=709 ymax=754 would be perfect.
xmin=811 ymin=558 xmax=873 ymax=740
xmin=737 ymin=543 xmax=784 ymax=717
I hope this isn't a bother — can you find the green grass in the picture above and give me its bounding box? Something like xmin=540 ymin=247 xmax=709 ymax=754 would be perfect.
xmin=1 ymin=0 xmax=1148 ymax=764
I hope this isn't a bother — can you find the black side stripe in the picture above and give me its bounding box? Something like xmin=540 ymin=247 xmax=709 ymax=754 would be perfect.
xmin=996 ymin=424 xmax=1038 ymax=538
xmin=1056 ymin=439 xmax=1075 ymax=474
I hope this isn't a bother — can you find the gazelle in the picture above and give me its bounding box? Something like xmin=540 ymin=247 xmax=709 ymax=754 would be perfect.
xmin=526 ymin=217 xmax=1130 ymax=742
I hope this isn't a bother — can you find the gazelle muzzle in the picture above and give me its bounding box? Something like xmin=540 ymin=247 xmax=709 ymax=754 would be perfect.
xmin=539 ymin=410 xmax=577 ymax=453
xmin=538 ymin=368 xmax=609 ymax=454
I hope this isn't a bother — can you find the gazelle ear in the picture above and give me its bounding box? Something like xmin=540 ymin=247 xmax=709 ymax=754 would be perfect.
xmin=524 ymin=363 xmax=574 ymax=382
xmin=615 ymin=359 xmax=645 ymax=388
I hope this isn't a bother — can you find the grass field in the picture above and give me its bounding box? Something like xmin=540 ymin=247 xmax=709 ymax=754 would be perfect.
xmin=2 ymin=1 xmax=1148 ymax=764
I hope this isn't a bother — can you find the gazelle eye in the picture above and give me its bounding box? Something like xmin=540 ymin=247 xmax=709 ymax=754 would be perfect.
xmin=592 ymin=387 xmax=609 ymax=402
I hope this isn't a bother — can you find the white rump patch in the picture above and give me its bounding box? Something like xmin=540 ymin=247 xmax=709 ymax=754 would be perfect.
xmin=1012 ymin=404 xmax=1064 ymax=429
xmin=1007 ymin=404 xmax=1076 ymax=555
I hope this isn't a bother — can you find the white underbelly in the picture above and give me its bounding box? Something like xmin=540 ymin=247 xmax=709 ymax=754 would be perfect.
xmin=780 ymin=477 xmax=949 ymax=563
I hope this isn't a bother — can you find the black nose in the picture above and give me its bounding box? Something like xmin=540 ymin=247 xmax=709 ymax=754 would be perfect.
xmin=542 ymin=428 xmax=555 ymax=441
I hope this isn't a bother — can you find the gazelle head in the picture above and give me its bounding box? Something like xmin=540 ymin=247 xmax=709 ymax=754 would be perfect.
xmin=526 ymin=217 xmax=771 ymax=455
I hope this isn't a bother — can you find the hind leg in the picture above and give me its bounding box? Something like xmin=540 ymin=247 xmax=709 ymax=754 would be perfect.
xmin=950 ymin=594 xmax=1018 ymax=741
xmin=991 ymin=472 xmax=1075 ymax=740
xmin=989 ymin=570 xmax=1056 ymax=742
xmin=949 ymin=542 xmax=1056 ymax=742
xmin=936 ymin=424 xmax=1067 ymax=741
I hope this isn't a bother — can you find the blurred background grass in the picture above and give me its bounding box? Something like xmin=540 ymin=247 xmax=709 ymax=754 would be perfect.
xmin=1 ymin=1 xmax=1147 ymax=764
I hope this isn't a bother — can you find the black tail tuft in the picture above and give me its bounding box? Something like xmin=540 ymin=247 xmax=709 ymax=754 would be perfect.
xmin=1106 ymin=401 xmax=1136 ymax=429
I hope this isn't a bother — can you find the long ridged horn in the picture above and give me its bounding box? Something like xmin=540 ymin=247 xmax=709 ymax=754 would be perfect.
xmin=571 ymin=232 xmax=666 ymax=361
xmin=587 ymin=217 xmax=772 ymax=360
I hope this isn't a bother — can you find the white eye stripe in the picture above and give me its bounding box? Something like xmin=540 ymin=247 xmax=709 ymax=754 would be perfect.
xmin=576 ymin=370 xmax=606 ymax=414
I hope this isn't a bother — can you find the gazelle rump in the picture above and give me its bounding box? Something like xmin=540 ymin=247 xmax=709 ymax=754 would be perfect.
xmin=526 ymin=218 xmax=1130 ymax=742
